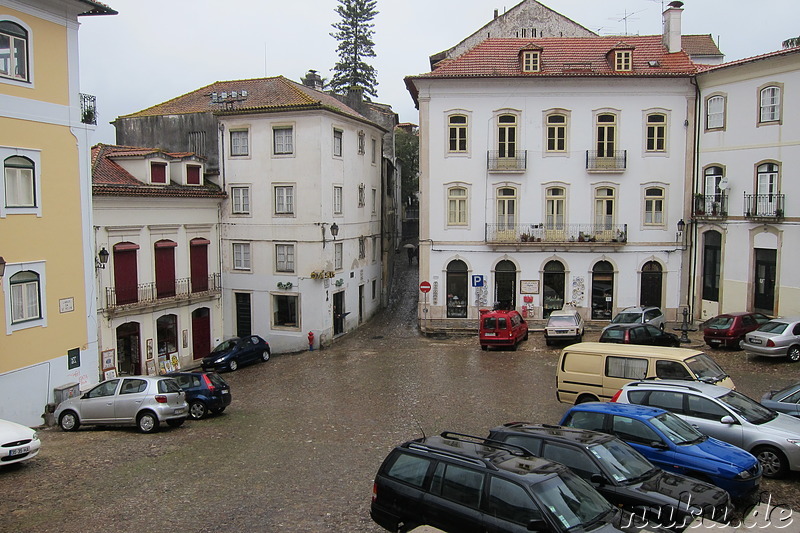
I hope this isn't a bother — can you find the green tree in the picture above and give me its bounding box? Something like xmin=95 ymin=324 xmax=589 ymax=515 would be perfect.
xmin=330 ymin=0 xmax=379 ymax=99
xmin=783 ymin=36 xmax=800 ymax=48
xmin=395 ymin=127 xmax=419 ymax=205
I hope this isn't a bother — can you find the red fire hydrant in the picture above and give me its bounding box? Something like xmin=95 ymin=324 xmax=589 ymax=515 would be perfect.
xmin=308 ymin=331 xmax=315 ymax=351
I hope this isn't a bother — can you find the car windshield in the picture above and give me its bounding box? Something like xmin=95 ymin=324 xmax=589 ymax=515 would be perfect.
xmin=158 ymin=379 xmax=182 ymax=394
xmin=483 ymin=317 xmax=507 ymax=330
xmin=718 ymin=390 xmax=778 ymax=425
xmin=549 ymin=316 xmax=577 ymax=327
xmin=535 ymin=472 xmax=614 ymax=531
xmin=611 ymin=312 xmax=641 ymax=324
xmin=757 ymin=321 xmax=788 ymax=334
xmin=650 ymin=412 xmax=705 ymax=445
xmin=706 ymin=317 xmax=733 ymax=330
xmin=211 ymin=339 xmax=237 ymax=354
xmin=588 ymin=440 xmax=655 ymax=484
xmin=685 ymin=354 xmax=727 ymax=382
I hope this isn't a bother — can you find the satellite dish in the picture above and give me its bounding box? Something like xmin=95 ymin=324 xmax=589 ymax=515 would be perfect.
xmin=718 ymin=178 xmax=729 ymax=190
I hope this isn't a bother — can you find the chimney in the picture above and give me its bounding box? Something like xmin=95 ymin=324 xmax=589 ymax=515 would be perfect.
xmin=662 ymin=1 xmax=683 ymax=53
xmin=494 ymin=8 xmax=498 ymax=19
xmin=346 ymin=85 xmax=364 ymax=110
xmin=302 ymin=69 xmax=323 ymax=90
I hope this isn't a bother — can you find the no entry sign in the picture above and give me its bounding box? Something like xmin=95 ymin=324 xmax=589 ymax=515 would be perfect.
xmin=419 ymin=281 xmax=431 ymax=293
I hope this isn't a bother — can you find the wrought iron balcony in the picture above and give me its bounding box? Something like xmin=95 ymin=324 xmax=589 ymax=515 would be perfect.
xmin=486 ymin=223 xmax=628 ymax=244
xmin=487 ymin=150 xmax=527 ymax=172
xmin=693 ymin=192 xmax=728 ymax=219
xmin=586 ymin=150 xmax=627 ymax=171
xmin=80 ymin=93 xmax=97 ymax=125
xmin=105 ymin=273 xmax=221 ymax=309
xmin=744 ymin=193 xmax=785 ymax=219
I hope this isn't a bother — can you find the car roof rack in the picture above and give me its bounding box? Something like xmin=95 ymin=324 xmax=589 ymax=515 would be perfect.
xmin=439 ymin=431 xmax=531 ymax=456
xmin=626 ymin=380 xmax=704 ymax=393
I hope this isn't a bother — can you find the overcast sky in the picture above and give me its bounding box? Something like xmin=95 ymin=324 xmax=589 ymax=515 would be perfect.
xmin=77 ymin=0 xmax=798 ymax=144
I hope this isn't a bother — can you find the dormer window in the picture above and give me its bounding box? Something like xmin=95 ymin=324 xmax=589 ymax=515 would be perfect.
xmin=187 ymin=164 xmax=202 ymax=185
xmin=615 ymin=50 xmax=632 ymax=71
xmin=521 ymin=51 xmax=540 ymax=72
xmin=150 ymin=162 xmax=167 ymax=184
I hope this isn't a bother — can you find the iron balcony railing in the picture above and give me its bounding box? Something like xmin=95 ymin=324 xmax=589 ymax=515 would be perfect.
xmin=486 ymin=223 xmax=628 ymax=244
xmin=80 ymin=93 xmax=97 ymax=125
xmin=693 ymin=192 xmax=728 ymax=218
xmin=106 ymin=273 xmax=221 ymax=308
xmin=744 ymin=193 xmax=785 ymax=219
xmin=586 ymin=150 xmax=627 ymax=171
xmin=487 ymin=150 xmax=527 ymax=171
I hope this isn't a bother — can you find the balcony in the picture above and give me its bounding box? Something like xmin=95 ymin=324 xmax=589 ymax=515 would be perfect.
xmin=586 ymin=150 xmax=627 ymax=172
xmin=105 ymin=273 xmax=221 ymax=311
xmin=693 ymin=192 xmax=728 ymax=220
xmin=486 ymin=223 xmax=628 ymax=245
xmin=80 ymin=93 xmax=97 ymax=125
xmin=487 ymin=150 xmax=527 ymax=172
xmin=743 ymin=194 xmax=785 ymax=220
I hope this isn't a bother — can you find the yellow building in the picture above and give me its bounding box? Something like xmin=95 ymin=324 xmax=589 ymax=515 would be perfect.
xmin=0 ymin=0 xmax=115 ymax=426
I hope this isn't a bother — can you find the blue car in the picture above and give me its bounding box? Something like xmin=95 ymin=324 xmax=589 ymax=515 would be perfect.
xmin=559 ymin=402 xmax=761 ymax=502
xmin=201 ymin=335 xmax=270 ymax=373
xmin=166 ymin=371 xmax=232 ymax=420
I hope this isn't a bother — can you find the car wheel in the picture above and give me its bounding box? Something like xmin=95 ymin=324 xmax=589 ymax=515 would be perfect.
xmin=576 ymin=394 xmax=598 ymax=405
xmin=260 ymin=349 xmax=270 ymax=362
xmin=189 ymin=400 xmax=208 ymax=420
xmin=59 ymin=411 xmax=80 ymax=432
xmin=137 ymin=411 xmax=159 ymax=434
xmin=210 ymin=406 xmax=226 ymax=415
xmin=754 ymin=445 xmax=788 ymax=478
xmin=524 ymin=330 xmax=529 ymax=341
xmin=229 ymin=359 xmax=238 ymax=372
xmin=577 ymin=334 xmax=583 ymax=343
xmin=787 ymin=346 xmax=800 ymax=363
xmin=510 ymin=341 xmax=518 ymax=351
xmin=545 ymin=339 xmax=553 ymax=346
xmin=481 ymin=345 xmax=488 ymax=351
xmin=166 ymin=418 xmax=185 ymax=428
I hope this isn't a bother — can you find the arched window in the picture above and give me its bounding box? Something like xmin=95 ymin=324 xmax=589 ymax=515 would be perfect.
xmin=640 ymin=261 xmax=663 ymax=308
xmin=0 ymin=21 xmax=29 ymax=82
xmin=10 ymin=270 xmax=40 ymax=322
xmin=495 ymin=260 xmax=517 ymax=310
xmin=594 ymin=187 xmax=616 ymax=230
xmin=156 ymin=314 xmax=178 ymax=356
xmin=645 ymin=113 xmax=666 ymax=152
xmin=542 ymin=261 xmax=565 ymax=318
xmin=448 ymin=114 xmax=468 ymax=152
xmin=545 ymin=187 xmax=565 ymax=230
xmin=497 ymin=114 xmax=517 ymax=158
xmin=447 ymin=187 xmax=468 ymax=225
xmin=702 ymin=231 xmax=721 ymax=302
xmin=759 ymin=86 xmax=781 ymax=123
xmin=644 ymin=187 xmax=664 ymax=225
xmin=596 ymin=113 xmax=617 ymax=157
xmin=591 ymin=261 xmax=614 ymax=320
xmin=496 ymin=187 xmax=517 ymax=229
xmin=546 ymin=114 xmax=567 ymax=152
xmin=706 ymin=95 xmax=725 ymax=129
xmin=4 ymin=155 xmax=35 ymax=207
xmin=446 ymin=260 xmax=468 ymax=318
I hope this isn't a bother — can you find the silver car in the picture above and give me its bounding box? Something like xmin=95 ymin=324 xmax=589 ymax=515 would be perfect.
xmin=614 ymin=379 xmax=800 ymax=478
xmin=54 ymin=376 xmax=188 ymax=434
xmin=606 ymin=306 xmax=666 ymax=331
xmin=740 ymin=316 xmax=800 ymax=362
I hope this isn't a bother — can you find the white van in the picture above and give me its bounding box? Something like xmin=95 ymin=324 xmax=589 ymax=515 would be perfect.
xmin=555 ymin=342 xmax=734 ymax=404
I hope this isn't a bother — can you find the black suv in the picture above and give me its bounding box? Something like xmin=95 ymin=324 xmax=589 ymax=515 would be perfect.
xmin=371 ymin=431 xmax=672 ymax=533
xmin=488 ymin=423 xmax=731 ymax=529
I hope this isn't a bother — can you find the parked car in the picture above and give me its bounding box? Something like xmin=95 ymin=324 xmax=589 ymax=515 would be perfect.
xmin=703 ymin=312 xmax=770 ymax=349
xmin=599 ymin=324 xmax=680 ymax=347
xmin=607 ymin=306 xmax=666 ymax=331
xmin=0 ymin=418 xmax=41 ymax=466
xmin=54 ymin=376 xmax=187 ymax=434
xmin=611 ymin=379 xmax=800 ymax=479
xmin=560 ymin=402 xmax=762 ymax=501
xmin=487 ymin=423 xmax=731 ymax=526
xmin=740 ymin=317 xmax=800 ymax=362
xmin=544 ymin=308 xmax=584 ymax=346
xmin=166 ymin=371 xmax=231 ymax=420
xmin=479 ymin=308 xmax=528 ymax=350
xmin=761 ymin=383 xmax=800 ymax=418
xmin=202 ymin=335 xmax=270 ymax=372
xmin=371 ymin=431 xmax=672 ymax=533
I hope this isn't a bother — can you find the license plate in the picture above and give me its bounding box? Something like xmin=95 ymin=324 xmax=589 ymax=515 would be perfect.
xmin=484 ymin=332 xmax=496 ymax=336
xmin=222 ymin=390 xmax=229 ymax=395
xmin=174 ymin=408 xmax=185 ymax=414
xmin=9 ymin=446 xmax=29 ymax=456
xmin=710 ymin=340 xmax=721 ymax=345
xmin=750 ymin=338 xmax=762 ymax=344
xmin=556 ymin=330 xmax=568 ymax=334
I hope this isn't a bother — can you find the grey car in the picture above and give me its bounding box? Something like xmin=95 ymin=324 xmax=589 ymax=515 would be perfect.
xmin=761 ymin=383 xmax=800 ymax=418
xmin=740 ymin=316 xmax=800 ymax=362
xmin=54 ymin=376 xmax=188 ymax=434
xmin=614 ymin=379 xmax=800 ymax=478
xmin=606 ymin=306 xmax=666 ymax=331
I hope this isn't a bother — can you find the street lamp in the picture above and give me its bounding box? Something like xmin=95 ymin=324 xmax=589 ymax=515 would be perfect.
xmin=676 ymin=218 xmax=685 ymax=242
xmin=330 ymin=223 xmax=339 ymax=240
xmin=96 ymin=247 xmax=110 ymax=269
xmin=318 ymin=222 xmax=340 ymax=248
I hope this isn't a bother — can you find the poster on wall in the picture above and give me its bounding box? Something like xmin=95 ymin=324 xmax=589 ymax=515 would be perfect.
xmin=145 ymin=359 xmax=156 ymax=376
xmin=101 ymin=349 xmax=115 ymax=371
xmin=520 ymin=280 xmax=540 ymax=294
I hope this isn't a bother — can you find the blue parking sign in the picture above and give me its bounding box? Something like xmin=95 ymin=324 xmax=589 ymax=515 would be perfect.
xmin=471 ymin=275 xmax=484 ymax=287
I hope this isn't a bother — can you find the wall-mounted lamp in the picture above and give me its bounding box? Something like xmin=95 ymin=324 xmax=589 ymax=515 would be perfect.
xmin=0 ymin=256 xmax=6 ymax=278
xmin=676 ymin=219 xmax=686 ymax=243
xmin=330 ymin=223 xmax=339 ymax=240
xmin=96 ymin=247 xmax=110 ymax=269
xmin=317 ymin=222 xmax=340 ymax=249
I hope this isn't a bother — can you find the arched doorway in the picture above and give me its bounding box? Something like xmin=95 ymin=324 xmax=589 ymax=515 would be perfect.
xmin=591 ymin=261 xmax=614 ymax=320
xmin=116 ymin=322 xmax=141 ymax=375
xmin=542 ymin=260 xmax=565 ymax=318
xmin=640 ymin=261 xmax=663 ymax=308
xmin=494 ymin=260 xmax=517 ymax=310
xmin=446 ymin=260 xmax=468 ymax=318
xmin=192 ymin=307 xmax=211 ymax=360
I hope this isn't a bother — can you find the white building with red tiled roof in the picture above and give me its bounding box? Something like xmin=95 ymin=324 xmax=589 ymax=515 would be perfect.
xmin=92 ymin=144 xmax=226 ymax=374
xmin=405 ymin=4 xmax=698 ymax=328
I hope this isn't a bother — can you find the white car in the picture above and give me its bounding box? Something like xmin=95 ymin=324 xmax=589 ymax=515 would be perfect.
xmin=0 ymin=418 xmax=41 ymax=466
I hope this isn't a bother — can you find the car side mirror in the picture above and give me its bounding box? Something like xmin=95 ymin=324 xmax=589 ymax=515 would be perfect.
xmin=720 ymin=415 xmax=736 ymax=425
xmin=650 ymin=441 xmax=669 ymax=450
xmin=590 ymin=473 xmax=607 ymax=486
xmin=527 ymin=519 xmax=549 ymax=531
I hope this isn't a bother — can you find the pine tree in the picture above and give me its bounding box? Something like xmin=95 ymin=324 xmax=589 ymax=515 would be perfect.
xmin=330 ymin=0 xmax=379 ymax=99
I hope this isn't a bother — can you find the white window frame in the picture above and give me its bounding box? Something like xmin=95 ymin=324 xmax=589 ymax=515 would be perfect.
xmin=273 ymin=126 xmax=294 ymax=155
xmin=521 ymin=50 xmax=540 ymax=72
xmin=447 ymin=185 xmax=468 ymax=226
xmin=545 ymin=186 xmax=566 ymax=229
xmin=232 ymin=242 xmax=251 ymax=271
xmin=149 ymin=161 xmax=168 ymax=184
xmin=275 ymin=243 xmax=295 ymax=273
xmin=274 ymin=184 xmax=295 ymax=216
xmin=615 ymin=50 xmax=632 ymax=71
xmin=4 ymin=260 xmax=46 ymax=334
xmin=0 ymin=18 xmax=32 ymax=85
xmin=333 ymin=185 xmax=343 ymax=215
xmin=230 ymin=129 xmax=249 ymax=157
xmin=643 ymin=186 xmax=666 ymax=226
xmin=334 ymin=242 xmax=343 ymax=270
xmin=333 ymin=128 xmax=343 ymax=157
xmin=231 ymin=185 xmax=251 ymax=215
xmin=758 ymin=84 xmax=782 ymax=124
xmin=0 ymin=147 xmax=41 ymax=217
xmin=705 ymin=95 xmax=726 ymax=130
xmin=594 ymin=186 xmax=616 ymax=229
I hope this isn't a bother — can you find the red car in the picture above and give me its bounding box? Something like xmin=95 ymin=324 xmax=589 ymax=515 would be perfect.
xmin=479 ymin=309 xmax=528 ymax=350
xmin=703 ymin=312 xmax=770 ymax=349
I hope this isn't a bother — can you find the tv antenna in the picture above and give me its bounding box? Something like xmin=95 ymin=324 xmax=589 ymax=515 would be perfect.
xmin=609 ymin=9 xmax=643 ymax=35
